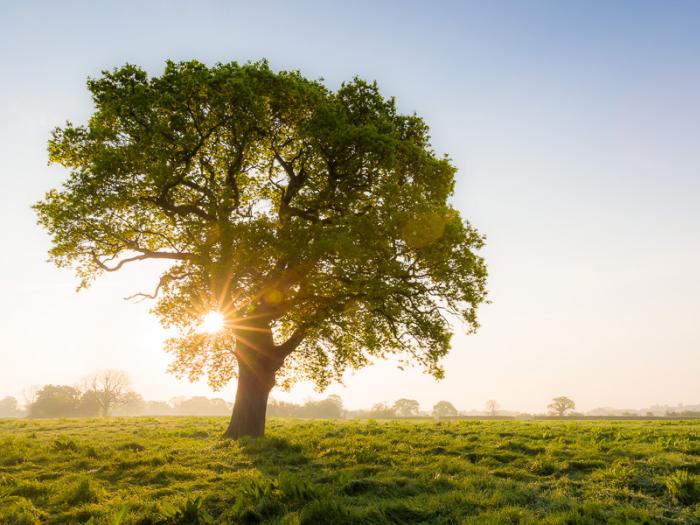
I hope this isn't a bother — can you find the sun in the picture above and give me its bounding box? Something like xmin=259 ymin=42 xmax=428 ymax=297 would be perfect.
xmin=198 ymin=311 xmax=225 ymax=334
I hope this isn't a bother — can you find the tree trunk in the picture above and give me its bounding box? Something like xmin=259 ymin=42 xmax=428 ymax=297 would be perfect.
xmin=223 ymin=317 xmax=303 ymax=439
xmin=224 ymin=356 xmax=277 ymax=439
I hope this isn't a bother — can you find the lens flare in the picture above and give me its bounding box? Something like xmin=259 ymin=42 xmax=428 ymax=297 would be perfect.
xmin=198 ymin=311 xmax=225 ymax=334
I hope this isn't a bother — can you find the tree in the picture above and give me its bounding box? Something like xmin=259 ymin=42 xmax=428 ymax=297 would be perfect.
xmin=29 ymin=385 xmax=81 ymax=418
xmin=485 ymin=399 xmax=499 ymax=416
xmin=22 ymin=386 xmax=40 ymax=408
xmin=112 ymin=392 xmax=146 ymax=416
xmin=266 ymin=398 xmax=300 ymax=417
xmin=432 ymin=400 xmax=458 ymax=418
xmin=299 ymin=395 xmax=344 ymax=418
xmin=76 ymin=390 xmax=102 ymax=416
xmin=0 ymin=396 xmax=22 ymax=418
xmin=35 ymin=60 xmax=488 ymax=438
xmin=367 ymin=403 xmax=396 ymax=419
xmin=81 ymin=370 xmax=131 ymax=416
xmin=548 ymin=396 xmax=576 ymax=416
xmin=393 ymin=398 xmax=420 ymax=417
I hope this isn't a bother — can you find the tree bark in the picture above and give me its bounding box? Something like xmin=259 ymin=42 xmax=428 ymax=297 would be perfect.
xmin=224 ymin=359 xmax=276 ymax=438
xmin=223 ymin=316 xmax=305 ymax=439
xmin=224 ymin=321 xmax=281 ymax=439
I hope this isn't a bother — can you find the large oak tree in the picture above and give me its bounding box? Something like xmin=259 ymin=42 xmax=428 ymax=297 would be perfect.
xmin=35 ymin=60 xmax=488 ymax=438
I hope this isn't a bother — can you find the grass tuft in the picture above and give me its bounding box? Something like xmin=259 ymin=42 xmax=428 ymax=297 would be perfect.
xmin=53 ymin=437 xmax=79 ymax=452
xmin=666 ymin=470 xmax=700 ymax=505
xmin=64 ymin=477 xmax=102 ymax=505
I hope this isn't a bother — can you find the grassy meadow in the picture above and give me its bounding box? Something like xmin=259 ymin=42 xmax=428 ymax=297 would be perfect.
xmin=1 ymin=417 xmax=699 ymax=524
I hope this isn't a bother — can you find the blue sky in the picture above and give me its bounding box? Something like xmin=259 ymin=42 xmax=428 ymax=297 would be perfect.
xmin=1 ymin=1 xmax=698 ymax=412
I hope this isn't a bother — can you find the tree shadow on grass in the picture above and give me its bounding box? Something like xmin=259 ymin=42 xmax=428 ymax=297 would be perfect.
xmin=237 ymin=435 xmax=311 ymax=476
xmin=228 ymin=433 xmax=469 ymax=525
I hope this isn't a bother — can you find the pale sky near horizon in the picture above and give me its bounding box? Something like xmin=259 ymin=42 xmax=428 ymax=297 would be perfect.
xmin=1 ymin=1 xmax=699 ymax=413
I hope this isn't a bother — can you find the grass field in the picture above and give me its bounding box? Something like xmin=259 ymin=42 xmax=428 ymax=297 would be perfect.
xmin=1 ymin=418 xmax=699 ymax=524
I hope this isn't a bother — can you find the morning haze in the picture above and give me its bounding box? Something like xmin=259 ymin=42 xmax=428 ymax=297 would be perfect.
xmin=1 ymin=1 xmax=699 ymax=417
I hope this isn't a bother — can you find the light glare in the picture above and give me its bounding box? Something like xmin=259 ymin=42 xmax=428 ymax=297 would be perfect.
xmin=199 ymin=311 xmax=225 ymax=334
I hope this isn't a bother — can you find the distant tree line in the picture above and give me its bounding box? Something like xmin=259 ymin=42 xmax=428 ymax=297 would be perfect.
xmin=1 ymin=380 xmax=465 ymax=420
xmin=267 ymin=395 xmax=344 ymax=419
xmin=0 ymin=385 xmax=557 ymax=420
xmin=1 ymin=369 xmax=464 ymax=420
xmin=344 ymin=399 xmax=459 ymax=419
xmin=12 ymin=386 xmax=234 ymax=418
xmin=664 ymin=410 xmax=700 ymax=417
xmin=0 ymin=370 xmax=239 ymax=418
xmin=6 ymin=381 xmax=692 ymax=421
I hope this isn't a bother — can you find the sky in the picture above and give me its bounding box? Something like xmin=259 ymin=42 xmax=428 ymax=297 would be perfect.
xmin=1 ymin=1 xmax=699 ymax=413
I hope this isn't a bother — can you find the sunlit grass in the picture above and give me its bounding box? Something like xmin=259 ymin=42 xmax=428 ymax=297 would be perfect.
xmin=0 ymin=418 xmax=698 ymax=523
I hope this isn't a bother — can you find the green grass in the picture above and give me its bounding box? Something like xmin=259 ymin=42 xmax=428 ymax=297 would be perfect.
xmin=1 ymin=418 xmax=699 ymax=524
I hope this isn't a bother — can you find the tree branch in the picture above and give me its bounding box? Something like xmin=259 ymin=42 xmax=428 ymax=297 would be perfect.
xmin=123 ymin=269 xmax=193 ymax=302
xmin=92 ymin=250 xmax=199 ymax=272
xmin=275 ymin=327 xmax=307 ymax=360
xmin=151 ymin=195 xmax=216 ymax=221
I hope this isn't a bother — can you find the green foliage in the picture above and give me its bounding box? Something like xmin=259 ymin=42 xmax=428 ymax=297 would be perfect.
xmin=35 ymin=59 xmax=488 ymax=392
xmin=1 ymin=417 xmax=699 ymax=523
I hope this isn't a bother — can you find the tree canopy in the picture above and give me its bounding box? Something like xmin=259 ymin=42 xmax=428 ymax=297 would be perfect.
xmin=35 ymin=60 xmax=488 ymax=437
xmin=80 ymin=370 xmax=131 ymax=416
xmin=548 ymin=396 xmax=576 ymax=416
xmin=393 ymin=398 xmax=421 ymax=417
xmin=29 ymin=385 xmax=81 ymax=418
xmin=432 ymin=400 xmax=458 ymax=418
